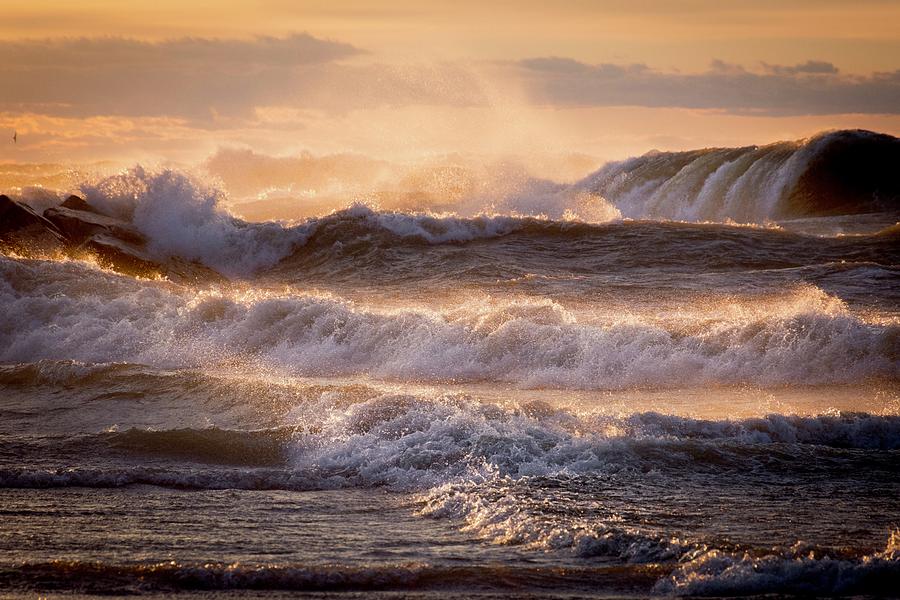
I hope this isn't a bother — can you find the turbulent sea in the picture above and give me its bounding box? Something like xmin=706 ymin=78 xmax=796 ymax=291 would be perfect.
xmin=1 ymin=130 xmax=899 ymax=598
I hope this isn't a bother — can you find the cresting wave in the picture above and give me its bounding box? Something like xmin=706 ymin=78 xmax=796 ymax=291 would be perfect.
xmin=5 ymin=130 xmax=898 ymax=277
xmin=4 ymin=396 xmax=899 ymax=489
xmin=14 ymin=166 xmax=620 ymax=276
xmin=2 ymin=257 xmax=897 ymax=388
xmin=655 ymin=536 xmax=900 ymax=597
xmin=575 ymin=129 xmax=900 ymax=222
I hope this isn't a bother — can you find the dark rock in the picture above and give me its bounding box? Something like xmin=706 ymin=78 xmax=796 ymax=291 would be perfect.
xmin=163 ymin=256 xmax=228 ymax=284
xmin=80 ymin=233 xmax=225 ymax=284
xmin=1 ymin=195 xmax=62 ymax=234
xmin=44 ymin=206 xmax=146 ymax=246
xmin=0 ymin=194 xmax=68 ymax=255
xmin=60 ymin=195 xmax=99 ymax=213
xmin=4 ymin=194 xmax=224 ymax=283
xmin=82 ymin=233 xmax=165 ymax=279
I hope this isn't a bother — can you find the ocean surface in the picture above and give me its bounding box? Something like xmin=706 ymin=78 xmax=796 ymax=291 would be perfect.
xmin=1 ymin=130 xmax=899 ymax=598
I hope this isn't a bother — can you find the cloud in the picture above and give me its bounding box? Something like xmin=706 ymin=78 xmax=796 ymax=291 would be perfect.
xmin=514 ymin=58 xmax=900 ymax=115
xmin=762 ymin=60 xmax=839 ymax=76
xmin=0 ymin=34 xmax=362 ymax=68
xmin=0 ymin=35 xmax=486 ymax=122
xmin=2 ymin=33 xmax=898 ymax=132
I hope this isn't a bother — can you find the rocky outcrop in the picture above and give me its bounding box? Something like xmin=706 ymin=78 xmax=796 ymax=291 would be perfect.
xmin=44 ymin=206 xmax=146 ymax=246
xmin=0 ymin=195 xmax=68 ymax=255
xmin=1 ymin=194 xmax=223 ymax=283
xmin=78 ymin=232 xmax=222 ymax=283
xmin=60 ymin=194 xmax=99 ymax=213
xmin=80 ymin=233 xmax=163 ymax=278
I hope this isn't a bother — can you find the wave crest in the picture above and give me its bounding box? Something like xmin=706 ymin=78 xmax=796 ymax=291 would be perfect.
xmin=656 ymin=532 xmax=900 ymax=596
xmin=79 ymin=167 xmax=305 ymax=275
xmin=2 ymin=257 xmax=896 ymax=388
xmin=577 ymin=129 xmax=900 ymax=222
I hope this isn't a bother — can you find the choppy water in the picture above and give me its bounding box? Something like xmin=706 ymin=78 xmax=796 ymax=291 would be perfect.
xmin=1 ymin=130 xmax=899 ymax=598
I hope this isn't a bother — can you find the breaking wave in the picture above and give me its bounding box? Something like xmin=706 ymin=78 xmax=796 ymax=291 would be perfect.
xmin=77 ymin=166 xmax=305 ymax=276
xmin=576 ymin=129 xmax=900 ymax=222
xmin=4 ymin=140 xmax=899 ymax=279
xmin=2 ymin=256 xmax=896 ymax=388
xmin=4 ymin=395 xmax=899 ymax=490
xmin=68 ymin=167 xmax=620 ymax=275
xmin=657 ymin=533 xmax=900 ymax=596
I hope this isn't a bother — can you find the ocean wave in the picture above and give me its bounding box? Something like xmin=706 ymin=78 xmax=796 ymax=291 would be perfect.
xmin=1 ymin=428 xmax=293 ymax=468
xmin=103 ymin=427 xmax=293 ymax=465
xmin=275 ymin=207 xmax=899 ymax=278
xmin=1 ymin=523 xmax=895 ymax=598
xmin=5 ymin=163 xmax=898 ymax=280
xmin=656 ymin=532 xmax=900 ymax=596
xmin=604 ymin=411 xmax=900 ymax=449
xmin=2 ymin=258 xmax=896 ymax=387
xmin=0 ymin=463 xmax=364 ymax=490
xmin=7 ymin=543 xmax=897 ymax=596
xmin=65 ymin=167 xmax=619 ymax=275
xmin=576 ymin=129 xmax=900 ymax=222
xmin=0 ymin=359 xmax=165 ymax=388
xmin=419 ymin=480 xmax=692 ymax=562
xmin=5 ymin=398 xmax=897 ymax=490
xmin=2 ymin=131 xmax=897 ymax=282
xmin=75 ymin=167 xmax=306 ymax=276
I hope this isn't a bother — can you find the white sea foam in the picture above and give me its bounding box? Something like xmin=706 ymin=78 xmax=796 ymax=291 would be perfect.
xmin=3 ymin=382 xmax=897 ymax=596
xmin=1 ymin=256 xmax=896 ymax=388
xmin=419 ymin=479 xmax=690 ymax=561
xmin=71 ymin=167 xmax=622 ymax=274
xmin=4 ymin=391 xmax=898 ymax=490
xmin=656 ymin=532 xmax=900 ymax=596
xmin=76 ymin=167 xmax=307 ymax=275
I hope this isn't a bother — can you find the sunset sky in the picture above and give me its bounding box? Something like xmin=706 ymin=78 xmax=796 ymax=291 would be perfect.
xmin=1 ymin=0 xmax=899 ymax=166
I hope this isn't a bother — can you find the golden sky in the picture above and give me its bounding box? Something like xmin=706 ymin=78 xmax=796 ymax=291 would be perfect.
xmin=1 ymin=0 xmax=899 ymax=166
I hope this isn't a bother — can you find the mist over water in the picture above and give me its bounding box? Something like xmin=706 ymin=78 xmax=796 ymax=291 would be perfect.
xmin=1 ymin=129 xmax=899 ymax=598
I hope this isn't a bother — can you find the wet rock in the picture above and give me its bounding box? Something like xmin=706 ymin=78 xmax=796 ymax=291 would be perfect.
xmin=59 ymin=195 xmax=99 ymax=213
xmin=77 ymin=234 xmax=223 ymax=283
xmin=163 ymin=256 xmax=228 ymax=284
xmin=44 ymin=205 xmax=146 ymax=246
xmin=0 ymin=194 xmax=68 ymax=255
xmin=82 ymin=233 xmax=165 ymax=279
xmin=1 ymin=195 xmax=64 ymax=235
xmin=3 ymin=194 xmax=226 ymax=283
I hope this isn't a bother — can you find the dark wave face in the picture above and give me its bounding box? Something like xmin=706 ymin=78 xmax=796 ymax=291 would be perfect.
xmin=576 ymin=129 xmax=900 ymax=222
xmin=1 ymin=130 xmax=899 ymax=598
xmin=268 ymin=208 xmax=900 ymax=300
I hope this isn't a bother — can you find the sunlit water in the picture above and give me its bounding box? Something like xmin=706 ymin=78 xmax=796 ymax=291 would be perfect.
xmin=1 ymin=146 xmax=899 ymax=598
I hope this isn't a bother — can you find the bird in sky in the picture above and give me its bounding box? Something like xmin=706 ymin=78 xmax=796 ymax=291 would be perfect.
xmin=12 ymin=131 xmax=16 ymax=144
